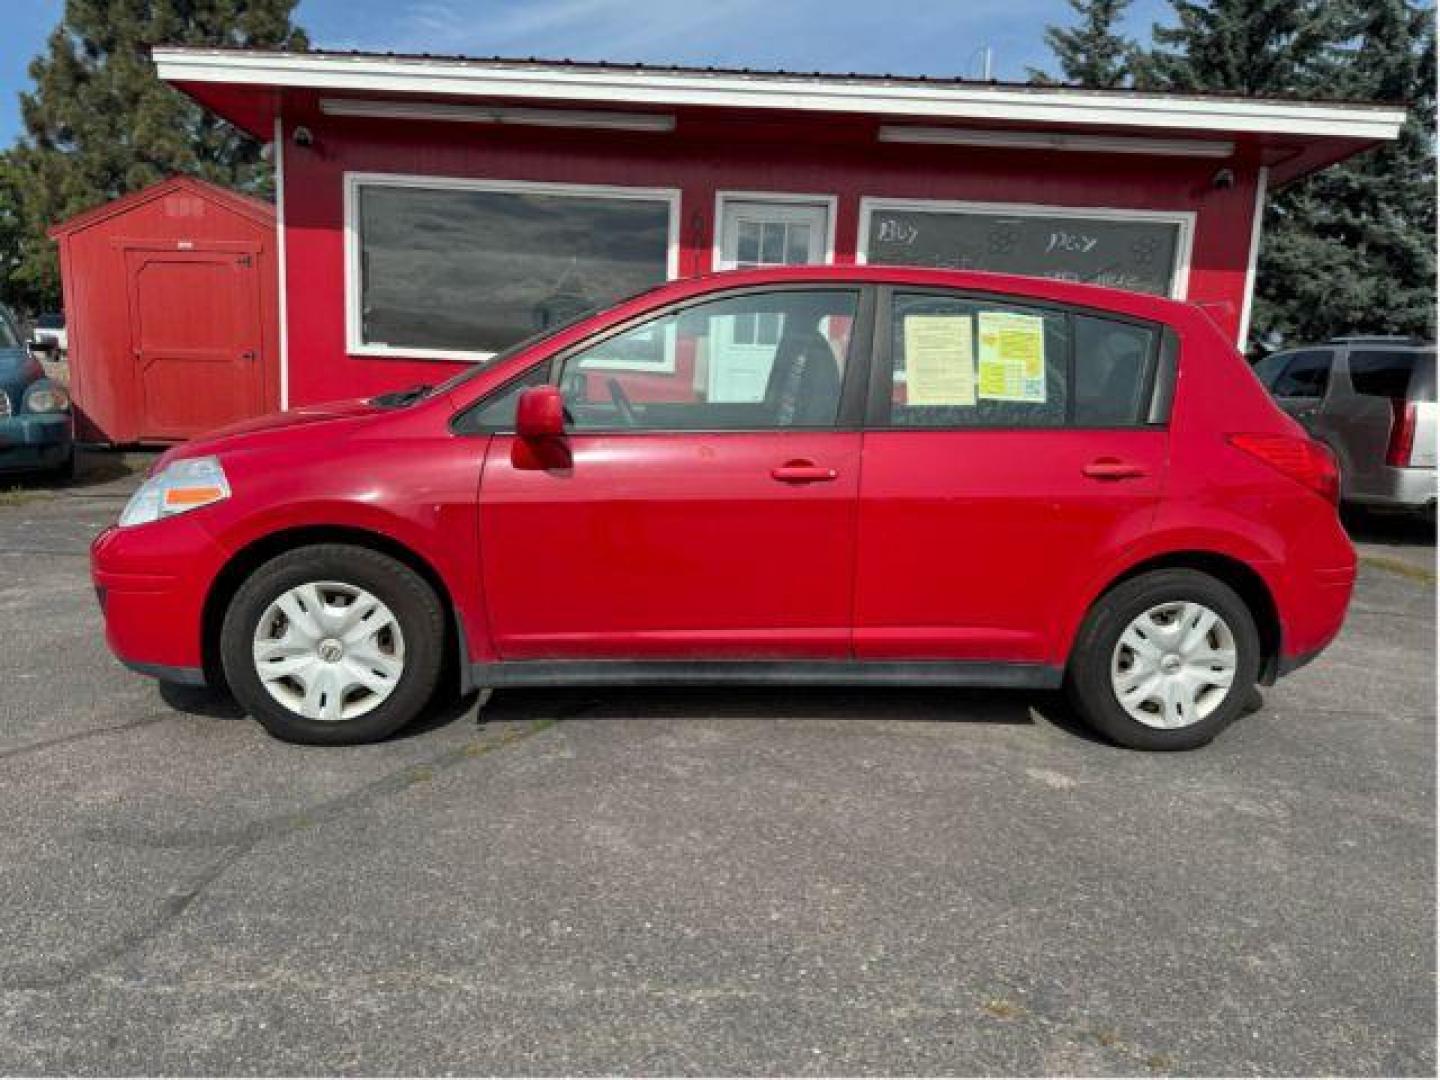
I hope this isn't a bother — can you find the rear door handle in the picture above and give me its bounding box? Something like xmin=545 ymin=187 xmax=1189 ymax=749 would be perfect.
xmin=771 ymin=461 xmax=839 ymax=483
xmin=1082 ymin=458 xmax=1148 ymax=481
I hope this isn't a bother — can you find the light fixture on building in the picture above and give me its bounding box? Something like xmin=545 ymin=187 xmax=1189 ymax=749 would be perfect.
xmin=318 ymin=98 xmax=676 ymax=133
xmin=877 ymin=125 xmax=1235 ymax=159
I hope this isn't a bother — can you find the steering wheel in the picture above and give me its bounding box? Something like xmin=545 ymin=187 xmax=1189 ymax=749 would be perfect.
xmin=606 ymin=377 xmax=638 ymax=427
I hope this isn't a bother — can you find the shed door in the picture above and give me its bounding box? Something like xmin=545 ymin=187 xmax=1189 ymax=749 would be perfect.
xmin=125 ymin=247 xmax=264 ymax=440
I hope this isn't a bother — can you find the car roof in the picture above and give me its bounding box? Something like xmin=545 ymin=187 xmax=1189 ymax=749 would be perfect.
xmin=642 ymin=265 xmax=1195 ymax=325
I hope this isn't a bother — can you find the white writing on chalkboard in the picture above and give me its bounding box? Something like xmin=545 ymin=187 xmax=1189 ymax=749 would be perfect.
xmin=876 ymin=217 xmax=918 ymax=245
xmin=865 ymin=207 xmax=1180 ymax=297
xmin=1045 ymin=231 xmax=1099 ymax=254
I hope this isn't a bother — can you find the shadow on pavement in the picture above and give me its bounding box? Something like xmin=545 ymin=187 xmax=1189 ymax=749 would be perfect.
xmin=1342 ymin=504 xmax=1436 ymax=548
xmin=476 ymin=684 xmax=1116 ymax=742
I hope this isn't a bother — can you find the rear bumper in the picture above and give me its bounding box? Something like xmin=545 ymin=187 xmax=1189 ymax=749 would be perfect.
xmin=1272 ymin=563 xmax=1355 ymax=680
xmin=0 ymin=413 xmax=72 ymax=471
xmin=1347 ymin=466 xmax=1437 ymax=511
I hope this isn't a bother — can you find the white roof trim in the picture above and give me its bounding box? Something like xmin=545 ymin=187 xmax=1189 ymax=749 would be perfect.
xmin=154 ymin=48 xmax=1407 ymax=141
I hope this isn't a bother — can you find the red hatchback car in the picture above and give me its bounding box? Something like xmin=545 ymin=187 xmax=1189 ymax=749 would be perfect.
xmin=92 ymin=267 xmax=1354 ymax=750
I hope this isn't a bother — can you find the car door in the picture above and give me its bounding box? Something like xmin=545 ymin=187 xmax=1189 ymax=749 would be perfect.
xmin=1267 ymin=348 xmax=1334 ymax=437
xmin=475 ymin=285 xmax=869 ymax=660
xmin=853 ymin=288 xmax=1170 ymax=664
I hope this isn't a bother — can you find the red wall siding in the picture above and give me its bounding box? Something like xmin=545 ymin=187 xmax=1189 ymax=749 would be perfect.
xmin=56 ymin=185 xmax=280 ymax=443
xmin=281 ymin=97 xmax=1261 ymax=407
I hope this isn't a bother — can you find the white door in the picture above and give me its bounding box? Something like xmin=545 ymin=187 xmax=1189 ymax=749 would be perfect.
xmin=711 ymin=199 xmax=831 ymax=402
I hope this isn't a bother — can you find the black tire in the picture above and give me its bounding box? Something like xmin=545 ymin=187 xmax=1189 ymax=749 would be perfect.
xmin=51 ymin=449 xmax=75 ymax=483
xmin=1066 ymin=569 xmax=1260 ymax=751
xmin=220 ymin=544 xmax=445 ymax=745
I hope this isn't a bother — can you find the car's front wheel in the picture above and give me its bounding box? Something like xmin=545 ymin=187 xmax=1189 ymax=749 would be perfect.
xmin=1066 ymin=569 xmax=1260 ymax=751
xmin=220 ymin=544 xmax=445 ymax=745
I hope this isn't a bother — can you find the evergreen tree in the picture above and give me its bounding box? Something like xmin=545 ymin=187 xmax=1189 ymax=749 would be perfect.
xmin=1 ymin=0 xmax=307 ymax=315
xmin=1031 ymin=0 xmax=1139 ymax=87
xmin=1251 ymin=0 xmax=1436 ymax=344
xmin=1135 ymin=0 xmax=1339 ymax=94
xmin=1135 ymin=0 xmax=1435 ymax=348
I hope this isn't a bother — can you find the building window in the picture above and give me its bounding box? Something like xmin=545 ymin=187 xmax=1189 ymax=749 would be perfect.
xmin=859 ymin=198 xmax=1193 ymax=299
xmin=346 ymin=174 xmax=679 ymax=361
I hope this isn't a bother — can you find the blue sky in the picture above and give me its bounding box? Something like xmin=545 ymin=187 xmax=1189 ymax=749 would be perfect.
xmin=1 ymin=0 xmax=1173 ymax=145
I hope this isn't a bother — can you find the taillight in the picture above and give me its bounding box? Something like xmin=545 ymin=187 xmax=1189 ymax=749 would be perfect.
xmin=1229 ymin=433 xmax=1341 ymax=504
xmin=1385 ymin=398 xmax=1417 ymax=467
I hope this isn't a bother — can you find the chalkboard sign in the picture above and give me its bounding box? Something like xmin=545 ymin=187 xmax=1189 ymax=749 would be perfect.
xmin=865 ymin=206 xmax=1183 ymax=297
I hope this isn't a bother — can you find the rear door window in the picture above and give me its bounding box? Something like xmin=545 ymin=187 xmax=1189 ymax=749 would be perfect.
xmin=1074 ymin=315 xmax=1158 ymax=426
xmin=1271 ymin=350 xmax=1333 ymax=399
xmin=879 ymin=292 xmax=1069 ymax=428
xmin=1348 ymin=349 xmax=1435 ymax=402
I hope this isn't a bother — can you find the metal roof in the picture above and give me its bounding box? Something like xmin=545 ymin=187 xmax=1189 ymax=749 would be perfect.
xmin=152 ymin=47 xmax=1407 ymax=143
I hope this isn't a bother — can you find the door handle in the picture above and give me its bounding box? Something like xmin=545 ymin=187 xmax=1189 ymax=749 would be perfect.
xmin=771 ymin=461 xmax=838 ymax=483
xmin=1082 ymin=458 xmax=1147 ymax=481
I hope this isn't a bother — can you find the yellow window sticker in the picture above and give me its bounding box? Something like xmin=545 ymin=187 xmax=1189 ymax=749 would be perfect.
xmin=977 ymin=311 xmax=1047 ymax=403
xmin=902 ymin=314 xmax=976 ymax=407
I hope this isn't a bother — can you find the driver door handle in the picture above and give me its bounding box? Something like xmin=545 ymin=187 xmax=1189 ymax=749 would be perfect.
xmin=771 ymin=461 xmax=839 ymax=483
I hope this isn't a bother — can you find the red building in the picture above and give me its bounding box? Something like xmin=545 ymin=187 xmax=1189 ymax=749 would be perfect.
xmin=154 ymin=48 xmax=1403 ymax=412
xmin=49 ymin=175 xmax=280 ymax=443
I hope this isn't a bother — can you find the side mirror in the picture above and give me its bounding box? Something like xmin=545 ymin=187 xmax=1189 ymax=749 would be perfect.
xmin=28 ymin=338 xmax=55 ymax=355
xmin=512 ymin=384 xmax=571 ymax=471
xmin=515 ymin=384 xmax=566 ymax=439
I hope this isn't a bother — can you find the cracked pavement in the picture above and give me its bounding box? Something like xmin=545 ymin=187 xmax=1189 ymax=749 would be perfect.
xmin=0 ymin=455 xmax=1434 ymax=1075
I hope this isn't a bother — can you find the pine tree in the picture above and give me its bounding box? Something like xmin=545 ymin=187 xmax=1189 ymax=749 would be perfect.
xmin=1135 ymin=0 xmax=1340 ymax=94
xmin=1251 ymin=0 xmax=1436 ymax=344
xmin=1134 ymin=0 xmax=1435 ymax=348
xmin=1 ymin=0 xmax=307 ymax=315
xmin=1031 ymin=0 xmax=1139 ymax=88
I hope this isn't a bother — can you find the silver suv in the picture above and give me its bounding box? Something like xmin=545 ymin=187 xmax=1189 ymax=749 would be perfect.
xmin=1253 ymin=337 xmax=1436 ymax=515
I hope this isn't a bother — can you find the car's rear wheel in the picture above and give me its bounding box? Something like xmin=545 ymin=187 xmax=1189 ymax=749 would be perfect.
xmin=220 ymin=544 xmax=445 ymax=745
xmin=1066 ymin=569 xmax=1260 ymax=751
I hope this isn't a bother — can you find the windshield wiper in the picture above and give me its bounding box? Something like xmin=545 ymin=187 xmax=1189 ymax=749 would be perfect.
xmin=371 ymin=383 xmax=433 ymax=408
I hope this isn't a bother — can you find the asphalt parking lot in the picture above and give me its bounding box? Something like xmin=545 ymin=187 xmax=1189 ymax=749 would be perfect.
xmin=1 ymin=453 xmax=1434 ymax=1076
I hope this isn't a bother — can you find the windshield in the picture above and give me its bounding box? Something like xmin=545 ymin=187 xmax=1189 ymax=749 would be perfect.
xmin=0 ymin=309 xmax=20 ymax=349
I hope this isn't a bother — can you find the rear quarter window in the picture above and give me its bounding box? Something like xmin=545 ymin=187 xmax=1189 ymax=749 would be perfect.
xmin=1348 ymin=349 xmax=1435 ymax=402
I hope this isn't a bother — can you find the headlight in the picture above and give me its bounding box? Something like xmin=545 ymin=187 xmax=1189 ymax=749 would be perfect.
xmin=23 ymin=383 xmax=69 ymax=413
xmin=118 ymin=456 xmax=231 ymax=528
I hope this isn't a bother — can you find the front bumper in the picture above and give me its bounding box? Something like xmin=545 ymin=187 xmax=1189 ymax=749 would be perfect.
xmin=0 ymin=413 xmax=72 ymax=472
xmin=91 ymin=516 xmax=229 ymax=682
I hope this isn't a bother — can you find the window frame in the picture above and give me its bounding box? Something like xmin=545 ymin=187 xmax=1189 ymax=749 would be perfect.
xmin=863 ymin=285 xmax=1168 ymax=432
xmin=856 ymin=196 xmax=1196 ymax=301
xmin=343 ymin=171 xmax=682 ymax=363
xmin=454 ymin=283 xmax=875 ymax=435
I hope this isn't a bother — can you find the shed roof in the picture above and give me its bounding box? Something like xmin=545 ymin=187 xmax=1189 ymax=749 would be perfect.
xmin=47 ymin=174 xmax=274 ymax=239
xmin=153 ymin=47 xmax=1407 ymax=186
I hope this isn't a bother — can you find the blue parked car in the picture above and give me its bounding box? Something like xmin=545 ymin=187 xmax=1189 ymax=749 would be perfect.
xmin=0 ymin=303 xmax=74 ymax=479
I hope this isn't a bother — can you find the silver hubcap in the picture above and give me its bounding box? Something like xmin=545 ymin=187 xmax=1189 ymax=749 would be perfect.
xmin=252 ymin=581 xmax=405 ymax=723
xmin=1110 ymin=601 xmax=1237 ymax=730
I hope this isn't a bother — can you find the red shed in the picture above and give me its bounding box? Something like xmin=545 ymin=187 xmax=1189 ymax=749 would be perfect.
xmin=151 ymin=48 xmax=1404 ymax=411
xmin=49 ymin=175 xmax=281 ymax=443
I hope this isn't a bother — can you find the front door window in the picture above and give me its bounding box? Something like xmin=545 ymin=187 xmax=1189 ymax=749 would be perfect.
xmin=557 ymin=289 xmax=858 ymax=431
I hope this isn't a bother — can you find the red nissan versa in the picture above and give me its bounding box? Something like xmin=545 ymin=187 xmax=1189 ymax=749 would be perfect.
xmin=91 ymin=267 xmax=1354 ymax=751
